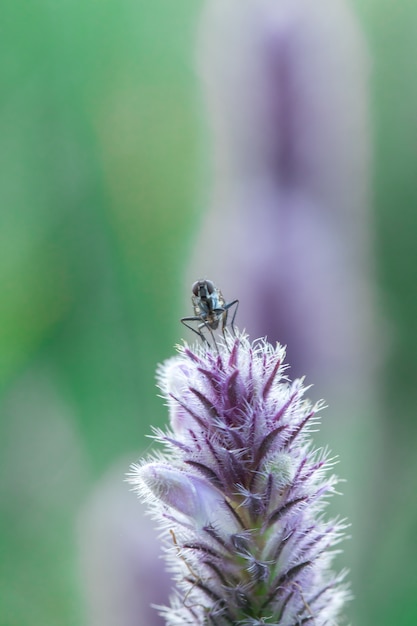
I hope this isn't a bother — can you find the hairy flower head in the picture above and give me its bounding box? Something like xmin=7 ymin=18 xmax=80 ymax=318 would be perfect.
xmin=129 ymin=332 xmax=349 ymax=625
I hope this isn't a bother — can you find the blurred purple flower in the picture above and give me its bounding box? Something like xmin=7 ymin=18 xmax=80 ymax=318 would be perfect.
xmin=78 ymin=462 xmax=170 ymax=626
xmin=130 ymin=332 xmax=349 ymax=625
xmin=188 ymin=0 xmax=375 ymax=397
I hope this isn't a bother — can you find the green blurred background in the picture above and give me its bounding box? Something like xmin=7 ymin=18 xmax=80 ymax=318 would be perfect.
xmin=1 ymin=1 xmax=416 ymax=625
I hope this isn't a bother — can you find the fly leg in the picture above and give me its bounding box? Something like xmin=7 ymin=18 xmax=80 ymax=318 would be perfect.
xmin=181 ymin=316 xmax=210 ymax=345
xmin=221 ymin=299 xmax=239 ymax=338
xmin=181 ymin=316 xmax=220 ymax=353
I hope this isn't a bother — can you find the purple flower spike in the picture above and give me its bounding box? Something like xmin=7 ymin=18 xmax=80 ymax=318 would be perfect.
xmin=129 ymin=332 xmax=349 ymax=625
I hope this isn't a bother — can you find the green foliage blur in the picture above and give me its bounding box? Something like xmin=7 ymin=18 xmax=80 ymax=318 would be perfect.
xmin=0 ymin=1 xmax=202 ymax=624
xmin=353 ymin=2 xmax=417 ymax=625
xmin=1 ymin=1 xmax=417 ymax=625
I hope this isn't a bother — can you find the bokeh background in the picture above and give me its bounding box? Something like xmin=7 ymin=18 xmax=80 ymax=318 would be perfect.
xmin=1 ymin=1 xmax=417 ymax=625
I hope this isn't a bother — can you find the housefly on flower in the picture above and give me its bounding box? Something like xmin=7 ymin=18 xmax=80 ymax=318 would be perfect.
xmin=181 ymin=279 xmax=239 ymax=347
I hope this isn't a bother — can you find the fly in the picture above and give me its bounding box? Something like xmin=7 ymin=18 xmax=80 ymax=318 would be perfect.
xmin=181 ymin=279 xmax=239 ymax=347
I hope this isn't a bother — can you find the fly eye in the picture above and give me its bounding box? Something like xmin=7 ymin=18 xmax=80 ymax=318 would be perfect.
xmin=192 ymin=281 xmax=201 ymax=296
xmin=205 ymin=280 xmax=215 ymax=294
